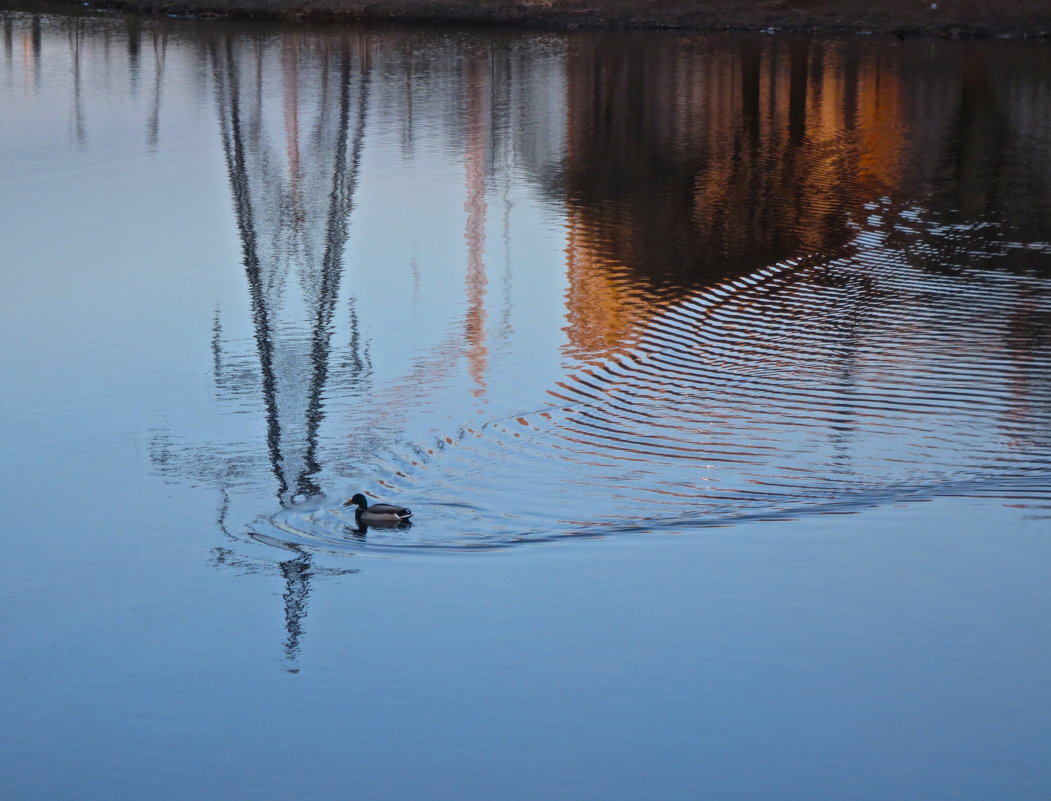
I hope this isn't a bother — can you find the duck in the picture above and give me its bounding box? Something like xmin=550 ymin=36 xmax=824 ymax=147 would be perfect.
xmin=343 ymin=493 xmax=412 ymax=526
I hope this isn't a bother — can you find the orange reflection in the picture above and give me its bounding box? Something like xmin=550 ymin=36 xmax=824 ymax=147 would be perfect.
xmin=559 ymin=37 xmax=915 ymax=361
xmin=463 ymin=50 xmax=490 ymax=397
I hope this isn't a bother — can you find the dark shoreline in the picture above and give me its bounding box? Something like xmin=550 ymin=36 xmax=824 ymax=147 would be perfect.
xmin=5 ymin=0 xmax=1051 ymax=39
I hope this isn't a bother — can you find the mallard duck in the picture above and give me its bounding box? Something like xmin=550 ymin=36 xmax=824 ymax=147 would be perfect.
xmin=343 ymin=493 xmax=412 ymax=525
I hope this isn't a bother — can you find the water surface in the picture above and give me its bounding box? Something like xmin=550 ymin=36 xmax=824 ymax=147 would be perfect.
xmin=2 ymin=12 xmax=1051 ymax=800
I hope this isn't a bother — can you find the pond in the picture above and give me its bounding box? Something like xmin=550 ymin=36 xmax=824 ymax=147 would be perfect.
xmin=2 ymin=11 xmax=1050 ymax=799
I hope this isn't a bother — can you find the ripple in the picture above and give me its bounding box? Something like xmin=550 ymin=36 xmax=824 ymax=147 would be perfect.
xmin=255 ymin=203 xmax=1051 ymax=552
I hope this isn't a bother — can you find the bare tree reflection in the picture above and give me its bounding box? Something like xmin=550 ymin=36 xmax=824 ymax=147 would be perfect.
xmin=144 ymin=31 xmax=378 ymax=667
xmin=68 ymin=17 xmax=85 ymax=145
xmin=211 ymin=30 xmax=372 ymax=505
xmin=212 ymin=537 xmax=358 ymax=673
xmin=3 ymin=14 xmax=12 ymax=69
xmin=146 ymin=26 xmax=167 ymax=150
xmin=126 ymin=15 xmax=140 ymax=96
xmin=206 ymin=32 xmax=373 ymax=665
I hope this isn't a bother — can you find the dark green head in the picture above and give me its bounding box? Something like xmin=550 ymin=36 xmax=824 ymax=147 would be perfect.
xmin=344 ymin=493 xmax=368 ymax=509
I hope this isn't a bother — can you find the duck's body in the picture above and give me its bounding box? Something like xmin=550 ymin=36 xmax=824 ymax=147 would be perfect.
xmin=344 ymin=493 xmax=412 ymax=526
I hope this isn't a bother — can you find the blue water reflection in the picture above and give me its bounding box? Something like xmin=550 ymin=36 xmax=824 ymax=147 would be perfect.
xmin=1 ymin=11 xmax=1050 ymax=800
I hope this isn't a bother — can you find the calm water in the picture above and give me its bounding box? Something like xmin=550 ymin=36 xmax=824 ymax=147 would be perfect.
xmin=3 ymin=11 xmax=1051 ymax=799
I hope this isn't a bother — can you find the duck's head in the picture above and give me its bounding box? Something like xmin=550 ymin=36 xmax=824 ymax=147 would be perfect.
xmin=344 ymin=493 xmax=368 ymax=510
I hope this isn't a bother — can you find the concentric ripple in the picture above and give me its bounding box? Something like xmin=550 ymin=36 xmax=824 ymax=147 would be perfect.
xmin=259 ymin=202 xmax=1051 ymax=551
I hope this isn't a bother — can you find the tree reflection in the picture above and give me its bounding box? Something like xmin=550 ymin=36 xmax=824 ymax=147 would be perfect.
xmin=210 ymin=31 xmax=372 ymax=505
xmin=196 ymin=32 xmax=373 ymax=666
xmin=211 ymin=536 xmax=358 ymax=673
xmin=557 ymin=34 xmax=1051 ymax=359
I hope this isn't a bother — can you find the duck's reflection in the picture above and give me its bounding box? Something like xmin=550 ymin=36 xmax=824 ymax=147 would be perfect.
xmin=344 ymin=519 xmax=414 ymax=541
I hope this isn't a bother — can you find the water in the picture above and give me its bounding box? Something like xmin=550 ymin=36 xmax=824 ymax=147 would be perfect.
xmin=2 ymin=12 xmax=1051 ymax=799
